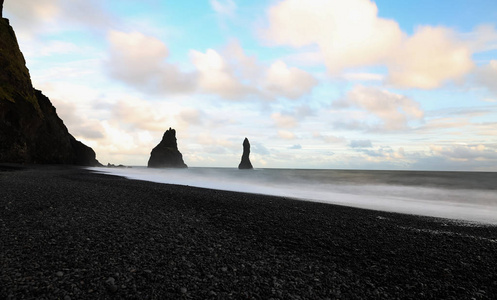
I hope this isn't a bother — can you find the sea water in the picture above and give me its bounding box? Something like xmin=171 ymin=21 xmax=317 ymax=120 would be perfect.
xmin=89 ymin=167 xmax=497 ymax=225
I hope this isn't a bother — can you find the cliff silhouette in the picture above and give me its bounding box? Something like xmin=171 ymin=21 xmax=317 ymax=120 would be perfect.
xmin=0 ymin=10 xmax=100 ymax=166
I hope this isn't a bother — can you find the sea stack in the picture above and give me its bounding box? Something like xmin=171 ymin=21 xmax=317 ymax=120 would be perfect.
xmin=0 ymin=9 xmax=100 ymax=166
xmin=148 ymin=128 xmax=187 ymax=168
xmin=238 ymin=138 xmax=253 ymax=169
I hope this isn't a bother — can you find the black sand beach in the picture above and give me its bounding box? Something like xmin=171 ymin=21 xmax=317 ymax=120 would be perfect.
xmin=1 ymin=165 xmax=496 ymax=299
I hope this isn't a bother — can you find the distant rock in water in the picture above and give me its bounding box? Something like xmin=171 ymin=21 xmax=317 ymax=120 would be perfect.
xmin=148 ymin=128 xmax=187 ymax=168
xmin=238 ymin=138 xmax=253 ymax=169
xmin=0 ymin=15 xmax=101 ymax=166
xmin=107 ymin=163 xmax=128 ymax=168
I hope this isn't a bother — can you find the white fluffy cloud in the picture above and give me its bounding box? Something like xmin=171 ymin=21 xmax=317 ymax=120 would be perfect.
xmin=387 ymin=26 xmax=473 ymax=89
xmin=263 ymin=0 xmax=476 ymax=89
xmin=191 ymin=42 xmax=317 ymax=100
xmin=264 ymin=61 xmax=317 ymax=99
xmin=264 ymin=0 xmax=402 ymax=72
xmin=190 ymin=48 xmax=255 ymax=99
xmin=106 ymin=31 xmax=316 ymax=100
xmin=335 ymin=86 xmax=424 ymax=131
xmin=106 ymin=30 xmax=196 ymax=94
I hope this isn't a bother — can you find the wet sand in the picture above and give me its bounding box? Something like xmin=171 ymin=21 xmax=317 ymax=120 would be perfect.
xmin=1 ymin=165 xmax=496 ymax=299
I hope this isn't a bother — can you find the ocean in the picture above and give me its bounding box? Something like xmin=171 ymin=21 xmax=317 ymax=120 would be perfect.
xmin=89 ymin=167 xmax=497 ymax=225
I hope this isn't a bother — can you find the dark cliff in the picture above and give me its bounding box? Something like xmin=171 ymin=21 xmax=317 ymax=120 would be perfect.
xmin=238 ymin=137 xmax=253 ymax=169
xmin=0 ymin=16 xmax=100 ymax=166
xmin=148 ymin=128 xmax=187 ymax=168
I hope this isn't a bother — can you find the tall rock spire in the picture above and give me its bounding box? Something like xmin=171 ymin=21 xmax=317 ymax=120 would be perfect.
xmin=148 ymin=128 xmax=188 ymax=168
xmin=238 ymin=138 xmax=253 ymax=169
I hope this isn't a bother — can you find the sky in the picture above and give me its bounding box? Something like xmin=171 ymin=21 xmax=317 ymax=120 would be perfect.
xmin=3 ymin=0 xmax=497 ymax=170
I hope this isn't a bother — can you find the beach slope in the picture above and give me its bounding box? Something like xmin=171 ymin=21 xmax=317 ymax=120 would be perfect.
xmin=1 ymin=165 xmax=496 ymax=299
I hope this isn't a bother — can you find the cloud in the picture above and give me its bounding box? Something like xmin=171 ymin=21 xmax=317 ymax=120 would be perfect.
xmin=4 ymin=0 xmax=60 ymax=29
xmin=36 ymin=41 xmax=81 ymax=56
xmin=350 ymin=140 xmax=373 ymax=148
xmin=295 ymin=105 xmax=315 ymax=118
xmin=191 ymin=41 xmax=317 ymax=100
xmin=113 ymin=98 xmax=170 ymax=132
xmin=223 ymin=40 xmax=263 ymax=80
xmin=57 ymin=0 xmax=117 ymax=30
xmin=106 ymin=30 xmax=196 ymax=94
xmin=271 ymin=112 xmax=298 ymax=128
xmin=343 ymin=72 xmax=384 ymax=82
xmin=262 ymin=0 xmax=476 ymax=89
xmin=51 ymin=99 xmax=105 ymax=140
xmin=178 ymin=109 xmax=204 ymax=126
xmin=34 ymin=82 xmax=106 ymax=140
xmin=4 ymin=0 xmax=117 ymax=34
xmin=313 ymin=132 xmax=347 ymax=144
xmin=106 ymin=33 xmax=317 ymax=101
xmin=357 ymin=146 xmax=406 ymax=161
xmin=190 ymin=48 xmax=256 ymax=99
xmin=210 ymin=0 xmax=237 ymax=17
xmin=289 ymin=144 xmax=302 ymax=149
xmin=386 ymin=26 xmax=473 ymax=89
xmin=335 ymin=86 xmax=424 ymax=131
xmin=189 ymin=133 xmax=236 ymax=158
xmin=193 ymin=133 xmax=234 ymax=147
xmin=475 ymin=60 xmax=497 ymax=95
xmin=467 ymin=25 xmax=497 ymax=52
xmin=430 ymin=144 xmax=497 ymax=161
xmin=110 ymin=96 xmax=203 ymax=134
xmin=422 ymin=116 xmax=470 ymax=129
xmin=270 ymin=105 xmax=316 ymax=130
xmin=263 ymin=0 xmax=402 ymax=72
xmin=283 ymin=50 xmax=324 ymax=67
xmin=411 ymin=144 xmax=497 ymax=171
xmin=264 ymin=61 xmax=318 ymax=99
xmin=278 ymin=130 xmax=296 ymax=140
xmin=251 ymin=142 xmax=271 ymax=156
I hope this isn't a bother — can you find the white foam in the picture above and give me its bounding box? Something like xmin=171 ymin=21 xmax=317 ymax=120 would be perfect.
xmin=88 ymin=167 xmax=497 ymax=225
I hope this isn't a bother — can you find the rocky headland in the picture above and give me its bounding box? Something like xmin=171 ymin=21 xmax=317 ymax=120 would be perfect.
xmin=238 ymin=137 xmax=253 ymax=169
xmin=0 ymin=10 xmax=100 ymax=166
xmin=148 ymin=128 xmax=187 ymax=168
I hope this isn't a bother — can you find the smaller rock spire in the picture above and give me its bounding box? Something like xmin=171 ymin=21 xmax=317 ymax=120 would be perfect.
xmin=238 ymin=137 xmax=253 ymax=169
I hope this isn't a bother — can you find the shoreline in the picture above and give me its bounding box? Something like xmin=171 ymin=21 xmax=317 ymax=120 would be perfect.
xmin=90 ymin=166 xmax=497 ymax=226
xmin=1 ymin=165 xmax=497 ymax=299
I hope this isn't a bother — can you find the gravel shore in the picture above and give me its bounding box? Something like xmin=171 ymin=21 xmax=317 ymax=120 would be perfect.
xmin=1 ymin=165 xmax=496 ymax=299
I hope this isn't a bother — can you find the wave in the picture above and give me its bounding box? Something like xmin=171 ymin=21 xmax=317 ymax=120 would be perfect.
xmin=89 ymin=167 xmax=497 ymax=225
